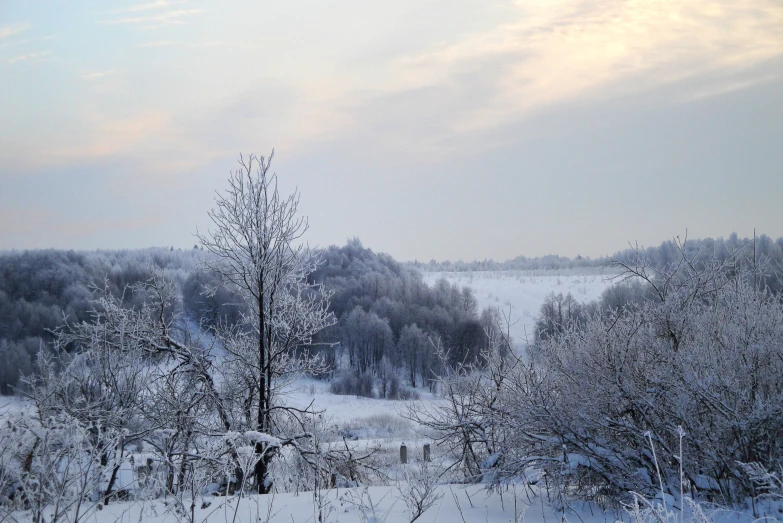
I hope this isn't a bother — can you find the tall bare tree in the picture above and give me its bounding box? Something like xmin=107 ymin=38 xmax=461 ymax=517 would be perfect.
xmin=197 ymin=151 xmax=335 ymax=493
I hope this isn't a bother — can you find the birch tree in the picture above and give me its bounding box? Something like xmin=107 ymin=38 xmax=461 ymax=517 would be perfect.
xmin=197 ymin=151 xmax=335 ymax=493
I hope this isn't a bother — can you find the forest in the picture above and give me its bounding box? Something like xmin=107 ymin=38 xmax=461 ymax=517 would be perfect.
xmin=0 ymin=241 xmax=491 ymax=397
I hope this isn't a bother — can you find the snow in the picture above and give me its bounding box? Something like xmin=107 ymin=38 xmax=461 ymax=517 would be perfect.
xmin=243 ymin=431 xmax=283 ymax=447
xmin=284 ymin=379 xmax=435 ymax=429
xmin=421 ymin=269 xmax=618 ymax=346
xmin=480 ymin=453 xmax=501 ymax=470
xmin=566 ymin=453 xmax=590 ymax=468
xmin=16 ymin=483 xmax=760 ymax=523
xmin=0 ymin=396 xmax=30 ymax=419
xmin=110 ymin=460 xmax=136 ymax=492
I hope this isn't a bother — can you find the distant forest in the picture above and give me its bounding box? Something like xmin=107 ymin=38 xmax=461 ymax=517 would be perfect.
xmin=0 ymin=240 xmax=490 ymax=395
xmin=414 ymin=231 xmax=783 ymax=280
xmin=2 ymin=232 xmax=782 ymax=395
xmin=411 ymin=252 xmax=603 ymax=272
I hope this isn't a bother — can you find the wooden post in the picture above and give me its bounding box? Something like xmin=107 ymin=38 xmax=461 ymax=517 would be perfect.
xmin=400 ymin=443 xmax=407 ymax=464
xmin=423 ymin=443 xmax=431 ymax=462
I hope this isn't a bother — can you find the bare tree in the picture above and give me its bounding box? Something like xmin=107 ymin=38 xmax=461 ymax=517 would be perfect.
xmin=197 ymin=151 xmax=335 ymax=493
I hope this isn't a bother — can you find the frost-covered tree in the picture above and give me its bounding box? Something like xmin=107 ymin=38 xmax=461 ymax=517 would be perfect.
xmin=197 ymin=152 xmax=335 ymax=493
xmin=398 ymin=324 xmax=428 ymax=388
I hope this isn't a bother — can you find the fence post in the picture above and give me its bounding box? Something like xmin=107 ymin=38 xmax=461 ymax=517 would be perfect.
xmin=400 ymin=443 xmax=407 ymax=464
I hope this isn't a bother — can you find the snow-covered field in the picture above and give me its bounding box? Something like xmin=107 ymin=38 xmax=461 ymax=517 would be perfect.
xmin=283 ymin=378 xmax=430 ymax=438
xmin=46 ymin=484 xmax=625 ymax=523
xmin=15 ymin=481 xmax=760 ymax=523
xmin=421 ymin=269 xmax=619 ymax=345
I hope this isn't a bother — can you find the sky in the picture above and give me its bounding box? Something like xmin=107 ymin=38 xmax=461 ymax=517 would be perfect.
xmin=1 ymin=1 xmax=781 ymax=261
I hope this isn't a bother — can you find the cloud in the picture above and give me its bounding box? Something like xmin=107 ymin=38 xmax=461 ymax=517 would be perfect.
xmin=98 ymin=9 xmax=205 ymax=27
xmin=684 ymin=74 xmax=780 ymax=101
xmin=7 ymin=50 xmax=52 ymax=65
xmin=251 ymin=0 xmax=780 ymax=167
xmin=137 ymin=39 xmax=232 ymax=48
xmin=80 ymin=69 xmax=119 ymax=80
xmin=27 ymin=110 xmax=226 ymax=181
xmin=0 ymin=23 xmax=30 ymax=39
xmin=381 ymin=0 xmax=783 ymax=133
xmin=193 ymin=40 xmax=231 ymax=48
xmin=137 ymin=40 xmax=179 ymax=47
xmin=0 ymin=34 xmax=57 ymax=50
xmin=109 ymin=1 xmax=170 ymax=13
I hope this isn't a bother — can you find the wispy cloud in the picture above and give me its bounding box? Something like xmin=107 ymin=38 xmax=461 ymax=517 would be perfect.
xmin=8 ymin=50 xmax=51 ymax=65
xmin=109 ymin=1 xmax=170 ymax=13
xmin=193 ymin=40 xmax=231 ymax=48
xmin=0 ymin=23 xmax=31 ymax=39
xmin=684 ymin=74 xmax=780 ymax=101
xmin=80 ymin=69 xmax=119 ymax=80
xmin=137 ymin=40 xmax=179 ymax=47
xmin=382 ymin=0 xmax=783 ymax=134
xmin=0 ymin=34 xmax=57 ymax=50
xmin=136 ymin=39 xmax=233 ymax=49
xmin=98 ymin=9 xmax=205 ymax=27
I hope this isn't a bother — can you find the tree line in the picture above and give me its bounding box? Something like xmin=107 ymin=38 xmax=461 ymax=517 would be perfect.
xmin=413 ymin=231 xmax=783 ymax=288
xmin=412 ymin=253 xmax=603 ymax=272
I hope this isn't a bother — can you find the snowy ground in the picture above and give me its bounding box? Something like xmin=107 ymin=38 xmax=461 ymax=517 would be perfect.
xmin=283 ymin=378 xmax=435 ymax=425
xmin=280 ymin=377 xmax=441 ymax=468
xmin=54 ymin=484 xmax=601 ymax=523
xmin=25 ymin=483 xmax=761 ymax=523
xmin=420 ymin=269 xmax=619 ymax=346
xmin=0 ymin=395 xmax=29 ymax=418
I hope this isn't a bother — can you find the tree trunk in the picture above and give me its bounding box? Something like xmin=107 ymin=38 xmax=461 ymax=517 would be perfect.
xmin=255 ymin=279 xmax=272 ymax=494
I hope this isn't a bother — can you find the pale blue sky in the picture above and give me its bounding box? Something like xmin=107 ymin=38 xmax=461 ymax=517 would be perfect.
xmin=1 ymin=1 xmax=781 ymax=260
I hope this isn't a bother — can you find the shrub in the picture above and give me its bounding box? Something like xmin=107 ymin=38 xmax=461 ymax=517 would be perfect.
xmin=329 ymin=371 xmax=375 ymax=398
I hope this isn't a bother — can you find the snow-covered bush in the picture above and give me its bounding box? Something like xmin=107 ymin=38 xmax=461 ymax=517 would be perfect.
xmin=0 ymin=411 xmax=124 ymax=523
xmin=531 ymin=243 xmax=783 ymax=503
xmin=413 ymin=239 xmax=783 ymax=506
xmin=398 ymin=459 xmax=443 ymax=522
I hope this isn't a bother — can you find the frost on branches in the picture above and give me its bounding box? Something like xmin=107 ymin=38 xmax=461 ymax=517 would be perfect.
xmin=197 ymin=151 xmax=336 ymax=493
xmin=411 ymin=238 xmax=783 ymax=506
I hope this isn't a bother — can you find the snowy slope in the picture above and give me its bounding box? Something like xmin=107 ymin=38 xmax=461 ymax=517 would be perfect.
xmin=420 ymin=269 xmax=619 ymax=346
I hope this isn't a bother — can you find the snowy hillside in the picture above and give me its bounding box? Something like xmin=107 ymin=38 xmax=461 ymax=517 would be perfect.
xmin=420 ymin=269 xmax=619 ymax=346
